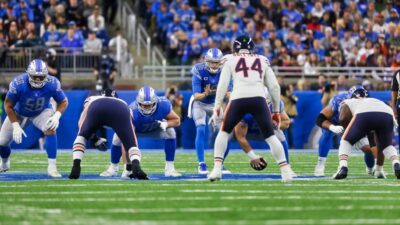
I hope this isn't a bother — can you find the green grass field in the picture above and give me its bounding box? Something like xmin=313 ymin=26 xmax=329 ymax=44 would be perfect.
xmin=1 ymin=150 xmax=400 ymax=225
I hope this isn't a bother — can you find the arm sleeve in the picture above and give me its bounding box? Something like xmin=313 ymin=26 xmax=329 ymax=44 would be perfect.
xmin=264 ymin=67 xmax=281 ymax=113
xmin=191 ymin=67 xmax=202 ymax=94
xmin=214 ymin=63 xmax=231 ymax=109
xmin=52 ymin=79 xmax=67 ymax=103
xmin=6 ymin=80 xmax=19 ymax=103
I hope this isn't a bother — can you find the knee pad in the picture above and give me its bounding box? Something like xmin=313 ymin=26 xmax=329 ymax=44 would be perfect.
xmin=162 ymin=127 xmax=176 ymax=139
xmin=0 ymin=137 xmax=12 ymax=147
xmin=112 ymin=134 xmax=122 ymax=146
xmin=353 ymin=137 xmax=369 ymax=151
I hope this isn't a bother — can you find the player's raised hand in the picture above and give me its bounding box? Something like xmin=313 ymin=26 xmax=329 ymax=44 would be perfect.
xmin=12 ymin=122 xmax=27 ymax=144
xmin=46 ymin=111 xmax=62 ymax=131
xmin=328 ymin=125 xmax=344 ymax=134
xmin=271 ymin=113 xmax=281 ymax=129
xmin=157 ymin=120 xmax=168 ymax=131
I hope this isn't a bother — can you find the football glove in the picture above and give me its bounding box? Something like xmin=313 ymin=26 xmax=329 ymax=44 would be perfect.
xmin=46 ymin=111 xmax=62 ymax=131
xmin=12 ymin=122 xmax=27 ymax=144
xmin=271 ymin=112 xmax=281 ymax=129
xmin=157 ymin=120 xmax=168 ymax=131
xmin=329 ymin=125 xmax=344 ymax=134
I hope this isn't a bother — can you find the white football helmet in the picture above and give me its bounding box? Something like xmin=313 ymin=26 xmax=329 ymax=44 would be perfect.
xmin=204 ymin=48 xmax=223 ymax=74
xmin=26 ymin=59 xmax=48 ymax=88
xmin=136 ymin=85 xmax=158 ymax=116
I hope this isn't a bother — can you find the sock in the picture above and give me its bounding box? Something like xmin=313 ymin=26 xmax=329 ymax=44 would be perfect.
xmin=111 ymin=144 xmax=122 ymax=164
xmin=48 ymin=158 xmax=56 ymax=167
xmin=214 ymin=131 xmax=229 ymax=161
xmin=164 ymin=139 xmax=176 ymax=162
xmin=195 ymin=125 xmax=206 ymax=163
xmin=338 ymin=140 xmax=352 ymax=168
xmin=0 ymin=146 xmax=11 ymax=162
xmin=265 ymin=135 xmax=287 ymax=165
xmin=317 ymin=157 xmax=327 ymax=166
xmin=281 ymin=140 xmax=289 ymax=163
xmin=319 ymin=130 xmax=333 ymax=158
xmin=45 ymin=134 xmax=57 ymax=159
xmin=73 ymin=136 xmax=86 ymax=160
xmin=382 ymin=145 xmax=400 ymax=165
xmin=165 ymin=161 xmax=174 ymax=170
xmin=128 ymin=147 xmax=141 ymax=162
xmin=363 ymin=151 xmax=375 ymax=169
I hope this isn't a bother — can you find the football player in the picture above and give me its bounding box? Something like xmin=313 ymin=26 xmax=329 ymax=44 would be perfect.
xmin=234 ymin=93 xmax=296 ymax=175
xmin=69 ymin=90 xmax=148 ymax=180
xmin=333 ymin=88 xmax=400 ymax=179
xmin=0 ymin=59 xmax=68 ymax=177
xmin=208 ymin=36 xmax=293 ymax=182
xmin=314 ymin=85 xmax=383 ymax=177
xmin=100 ymin=85 xmax=181 ymax=178
xmin=189 ymin=48 xmax=231 ymax=174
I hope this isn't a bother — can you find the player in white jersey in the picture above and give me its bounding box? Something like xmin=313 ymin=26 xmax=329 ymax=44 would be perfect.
xmin=333 ymin=87 xmax=400 ymax=179
xmin=208 ymin=35 xmax=293 ymax=182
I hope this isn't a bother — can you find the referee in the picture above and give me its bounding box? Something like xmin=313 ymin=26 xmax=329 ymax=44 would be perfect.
xmin=391 ymin=69 xmax=400 ymax=145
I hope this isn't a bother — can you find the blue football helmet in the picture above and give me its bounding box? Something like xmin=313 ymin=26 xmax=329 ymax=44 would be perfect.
xmin=136 ymin=85 xmax=158 ymax=115
xmin=348 ymin=85 xmax=369 ymax=98
xmin=26 ymin=59 xmax=48 ymax=88
xmin=204 ymin=48 xmax=223 ymax=74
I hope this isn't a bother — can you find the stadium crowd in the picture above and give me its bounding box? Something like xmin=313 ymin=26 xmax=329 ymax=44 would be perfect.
xmin=0 ymin=0 xmax=118 ymax=53
xmin=138 ymin=0 xmax=400 ymax=71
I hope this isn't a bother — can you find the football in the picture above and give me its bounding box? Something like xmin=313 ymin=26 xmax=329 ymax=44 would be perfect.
xmin=250 ymin=157 xmax=267 ymax=171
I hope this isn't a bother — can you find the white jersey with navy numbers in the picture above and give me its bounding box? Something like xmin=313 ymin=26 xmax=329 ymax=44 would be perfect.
xmin=343 ymin=98 xmax=394 ymax=116
xmin=214 ymin=53 xmax=281 ymax=112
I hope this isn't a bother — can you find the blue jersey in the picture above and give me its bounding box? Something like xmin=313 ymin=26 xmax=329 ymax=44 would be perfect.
xmin=130 ymin=97 xmax=172 ymax=133
xmin=328 ymin=92 xmax=348 ymax=125
xmin=191 ymin=62 xmax=221 ymax=105
xmin=243 ymin=100 xmax=284 ymax=133
xmin=6 ymin=74 xmax=66 ymax=117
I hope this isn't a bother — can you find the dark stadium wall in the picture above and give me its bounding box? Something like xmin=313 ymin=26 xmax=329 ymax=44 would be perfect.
xmin=9 ymin=90 xmax=393 ymax=150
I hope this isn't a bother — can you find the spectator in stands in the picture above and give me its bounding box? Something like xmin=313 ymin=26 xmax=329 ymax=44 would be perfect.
xmin=42 ymin=20 xmax=63 ymax=47
xmin=336 ymin=74 xmax=348 ymax=91
xmin=88 ymin=5 xmax=104 ymax=32
xmin=0 ymin=0 xmax=8 ymax=20
xmin=45 ymin=0 xmax=58 ymax=19
xmin=391 ymin=54 xmax=400 ymax=70
xmin=367 ymin=43 xmax=386 ymax=67
xmin=102 ymin=0 xmax=118 ymax=25
xmin=196 ymin=2 xmax=215 ymax=26
xmin=13 ymin=0 xmax=33 ymax=22
xmin=84 ymin=29 xmax=102 ymax=53
xmin=340 ymin=30 xmax=356 ymax=59
xmin=182 ymin=37 xmax=201 ymax=65
xmin=61 ymin=23 xmax=83 ymax=53
xmin=12 ymin=22 xmax=43 ymax=48
xmin=56 ymin=15 xmax=68 ymax=33
xmin=66 ymin=0 xmax=86 ymax=28
xmin=6 ymin=20 xmax=21 ymax=47
xmin=281 ymin=84 xmax=297 ymax=148
xmin=176 ymin=0 xmax=195 ymax=30
xmin=320 ymin=27 xmax=333 ymax=50
xmin=44 ymin=48 xmax=61 ymax=82
xmin=166 ymin=15 xmax=187 ymax=38
xmin=303 ymin=53 xmax=318 ymax=76
xmin=310 ymin=74 xmax=326 ymax=91
xmin=83 ymin=0 xmax=96 ymax=18
xmin=108 ymin=27 xmax=128 ymax=74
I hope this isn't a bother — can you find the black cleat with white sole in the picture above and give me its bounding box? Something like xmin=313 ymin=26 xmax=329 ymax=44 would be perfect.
xmin=129 ymin=159 xmax=149 ymax=180
xmin=69 ymin=159 xmax=81 ymax=179
xmin=333 ymin=166 xmax=348 ymax=180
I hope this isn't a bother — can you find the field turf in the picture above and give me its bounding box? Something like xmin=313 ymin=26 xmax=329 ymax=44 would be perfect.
xmin=1 ymin=150 xmax=400 ymax=225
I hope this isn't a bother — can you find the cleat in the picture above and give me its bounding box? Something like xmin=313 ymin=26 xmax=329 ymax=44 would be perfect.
xmin=394 ymin=163 xmax=400 ymax=179
xmin=221 ymin=165 xmax=231 ymax=174
xmin=129 ymin=160 xmax=149 ymax=180
xmin=280 ymin=165 xmax=294 ymax=183
xmin=69 ymin=159 xmax=81 ymax=179
xmin=165 ymin=168 xmax=182 ymax=177
xmin=94 ymin=138 xmax=108 ymax=151
xmin=100 ymin=164 xmax=119 ymax=177
xmin=208 ymin=167 xmax=222 ymax=182
xmin=198 ymin=162 xmax=208 ymax=174
xmin=48 ymin=168 xmax=62 ymax=178
xmin=314 ymin=164 xmax=325 ymax=177
xmin=0 ymin=161 xmax=10 ymax=173
xmin=374 ymin=170 xmax=387 ymax=179
xmin=121 ymin=170 xmax=132 ymax=179
xmin=333 ymin=166 xmax=348 ymax=180
xmin=366 ymin=166 xmax=374 ymax=176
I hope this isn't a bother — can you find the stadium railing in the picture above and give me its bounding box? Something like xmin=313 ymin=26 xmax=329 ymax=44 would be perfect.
xmin=0 ymin=47 xmax=100 ymax=76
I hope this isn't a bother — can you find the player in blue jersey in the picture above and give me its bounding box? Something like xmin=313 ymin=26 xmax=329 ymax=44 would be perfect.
xmin=100 ymin=85 xmax=182 ymax=178
xmin=0 ymin=59 xmax=68 ymax=177
xmin=234 ymin=93 xmax=296 ymax=175
xmin=314 ymin=85 xmax=381 ymax=177
xmin=188 ymin=48 xmax=230 ymax=174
